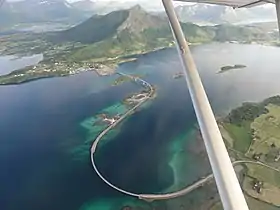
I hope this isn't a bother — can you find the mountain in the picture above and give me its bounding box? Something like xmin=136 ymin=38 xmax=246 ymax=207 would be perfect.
xmin=1 ymin=5 xmax=273 ymax=66
xmin=209 ymin=24 xmax=270 ymax=41
xmin=48 ymin=6 xmax=272 ymax=62
xmin=50 ymin=6 xmax=206 ymax=60
xmin=0 ymin=0 xmax=91 ymax=29
xmin=71 ymin=0 xmax=141 ymax=15
xmin=175 ymin=4 xmax=276 ymax=25
xmin=175 ymin=4 xmax=227 ymax=25
xmin=71 ymin=0 xmax=96 ymax=12
xmin=1 ymin=0 xmax=276 ymax=31
xmin=58 ymin=5 xmax=166 ymax=43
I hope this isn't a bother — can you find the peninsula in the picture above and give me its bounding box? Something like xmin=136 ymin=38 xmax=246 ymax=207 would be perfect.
xmin=218 ymin=64 xmax=247 ymax=74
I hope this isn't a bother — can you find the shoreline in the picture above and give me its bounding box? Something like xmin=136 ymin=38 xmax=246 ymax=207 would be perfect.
xmin=2 ymin=41 xmax=279 ymax=86
xmin=0 ymin=48 xmax=165 ymax=85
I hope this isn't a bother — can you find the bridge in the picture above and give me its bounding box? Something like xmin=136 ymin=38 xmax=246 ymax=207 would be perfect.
xmin=116 ymin=72 xmax=152 ymax=89
xmin=91 ymin=1 xmax=280 ymax=207
xmin=91 ymin=98 xmax=280 ymax=202
xmin=91 ymin=71 xmax=280 ymax=201
xmin=90 ymin=71 xmax=216 ymax=200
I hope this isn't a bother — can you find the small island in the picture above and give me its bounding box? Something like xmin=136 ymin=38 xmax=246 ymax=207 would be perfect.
xmin=112 ymin=76 xmax=132 ymax=86
xmin=112 ymin=74 xmax=144 ymax=86
xmin=218 ymin=64 xmax=247 ymax=74
xmin=173 ymin=72 xmax=184 ymax=79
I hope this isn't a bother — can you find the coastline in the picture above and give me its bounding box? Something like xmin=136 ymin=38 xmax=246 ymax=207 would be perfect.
xmin=0 ymin=54 xmax=147 ymax=85
xmin=0 ymin=44 xmax=180 ymax=85
xmin=3 ymin=40 xmax=280 ymax=210
xmin=3 ymin=40 xmax=279 ymax=86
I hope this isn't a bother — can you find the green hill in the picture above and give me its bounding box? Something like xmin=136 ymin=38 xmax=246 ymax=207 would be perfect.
xmin=1 ymin=6 xmax=273 ymax=63
xmin=50 ymin=5 xmax=273 ymax=62
xmin=0 ymin=5 xmax=275 ymax=85
xmin=68 ymin=22 xmax=214 ymax=61
xmin=51 ymin=6 xmax=218 ymax=61
xmin=0 ymin=0 xmax=89 ymax=30
xmin=210 ymin=24 xmax=271 ymax=41
xmin=58 ymin=11 xmax=130 ymax=44
xmin=56 ymin=5 xmax=165 ymax=44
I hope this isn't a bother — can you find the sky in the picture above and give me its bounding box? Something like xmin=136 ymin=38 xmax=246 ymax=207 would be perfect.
xmin=6 ymin=0 xmax=192 ymax=10
xmin=66 ymin=0 xmax=273 ymax=9
xmin=67 ymin=0 xmax=190 ymax=6
xmin=7 ymin=0 xmax=274 ymax=10
xmin=68 ymin=0 xmax=186 ymax=2
xmin=66 ymin=0 xmax=191 ymax=11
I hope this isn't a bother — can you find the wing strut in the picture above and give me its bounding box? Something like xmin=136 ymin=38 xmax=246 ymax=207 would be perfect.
xmin=161 ymin=0 xmax=250 ymax=209
xmin=239 ymin=0 xmax=266 ymax=8
xmin=275 ymin=0 xmax=280 ymax=38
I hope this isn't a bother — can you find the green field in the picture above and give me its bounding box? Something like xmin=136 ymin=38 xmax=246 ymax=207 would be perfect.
xmin=221 ymin=98 xmax=280 ymax=209
xmin=249 ymin=104 xmax=280 ymax=159
xmin=210 ymin=202 xmax=223 ymax=210
xmin=210 ymin=195 xmax=280 ymax=210
xmin=245 ymin=195 xmax=280 ymax=210
xmin=223 ymin=121 xmax=252 ymax=153
xmin=243 ymin=175 xmax=280 ymax=206
xmin=246 ymin=163 xmax=280 ymax=187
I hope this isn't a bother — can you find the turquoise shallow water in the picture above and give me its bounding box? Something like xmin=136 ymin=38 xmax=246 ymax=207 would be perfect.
xmin=2 ymin=44 xmax=280 ymax=209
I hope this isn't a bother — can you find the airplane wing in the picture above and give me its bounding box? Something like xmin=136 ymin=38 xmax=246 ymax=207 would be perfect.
xmin=161 ymin=0 xmax=280 ymax=209
xmin=174 ymin=0 xmax=275 ymax=8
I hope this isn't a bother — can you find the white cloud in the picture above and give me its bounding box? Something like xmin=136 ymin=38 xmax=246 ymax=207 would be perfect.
xmin=66 ymin=0 xmax=190 ymax=11
xmin=96 ymin=0 xmax=192 ymax=10
xmin=69 ymin=0 xmax=189 ymax=6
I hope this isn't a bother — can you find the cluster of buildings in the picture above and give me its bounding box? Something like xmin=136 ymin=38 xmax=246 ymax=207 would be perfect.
xmin=91 ymin=64 xmax=115 ymax=76
xmin=251 ymin=128 xmax=280 ymax=163
xmin=99 ymin=114 xmax=120 ymax=125
xmin=252 ymin=179 xmax=263 ymax=194
xmin=125 ymin=92 xmax=149 ymax=105
xmin=12 ymin=61 xmax=98 ymax=78
xmin=9 ymin=56 xmax=114 ymax=81
xmin=13 ymin=73 xmax=25 ymax=77
xmin=274 ymin=151 xmax=280 ymax=162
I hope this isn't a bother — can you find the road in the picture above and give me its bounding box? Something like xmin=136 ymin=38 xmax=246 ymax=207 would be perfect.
xmin=232 ymin=160 xmax=280 ymax=173
xmin=139 ymin=160 xmax=280 ymax=201
xmin=90 ymin=72 xmax=215 ymax=200
xmin=90 ymin=71 xmax=154 ymax=197
xmin=138 ymin=174 xmax=214 ymax=202
xmin=91 ymin=72 xmax=152 ymax=154
xmin=90 ymin=72 xmax=280 ymax=201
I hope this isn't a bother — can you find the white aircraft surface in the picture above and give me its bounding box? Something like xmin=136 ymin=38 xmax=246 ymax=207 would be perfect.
xmin=162 ymin=0 xmax=279 ymax=209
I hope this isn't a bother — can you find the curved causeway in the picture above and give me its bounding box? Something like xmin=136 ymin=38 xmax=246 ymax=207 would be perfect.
xmin=91 ymin=73 xmax=280 ymax=201
xmin=90 ymin=72 xmax=213 ymax=201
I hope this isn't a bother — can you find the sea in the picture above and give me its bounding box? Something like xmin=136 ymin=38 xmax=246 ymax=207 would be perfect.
xmin=1 ymin=43 xmax=280 ymax=210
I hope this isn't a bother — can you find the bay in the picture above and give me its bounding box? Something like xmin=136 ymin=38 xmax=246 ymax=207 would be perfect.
xmin=1 ymin=43 xmax=280 ymax=210
xmin=0 ymin=54 xmax=43 ymax=76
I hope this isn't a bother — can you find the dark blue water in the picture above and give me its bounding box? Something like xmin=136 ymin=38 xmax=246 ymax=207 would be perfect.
xmin=1 ymin=43 xmax=280 ymax=210
xmin=0 ymin=72 xmax=141 ymax=210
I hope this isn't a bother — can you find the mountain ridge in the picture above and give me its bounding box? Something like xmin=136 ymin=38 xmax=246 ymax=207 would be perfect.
xmin=56 ymin=5 xmax=166 ymax=44
xmin=48 ymin=6 xmax=273 ymax=62
xmin=1 ymin=0 xmax=277 ymax=30
xmin=0 ymin=0 xmax=91 ymax=29
xmin=175 ymin=4 xmax=276 ymax=25
xmin=71 ymin=0 xmax=96 ymax=12
xmin=116 ymin=5 xmax=165 ymax=34
xmin=0 ymin=4 xmax=276 ymax=86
